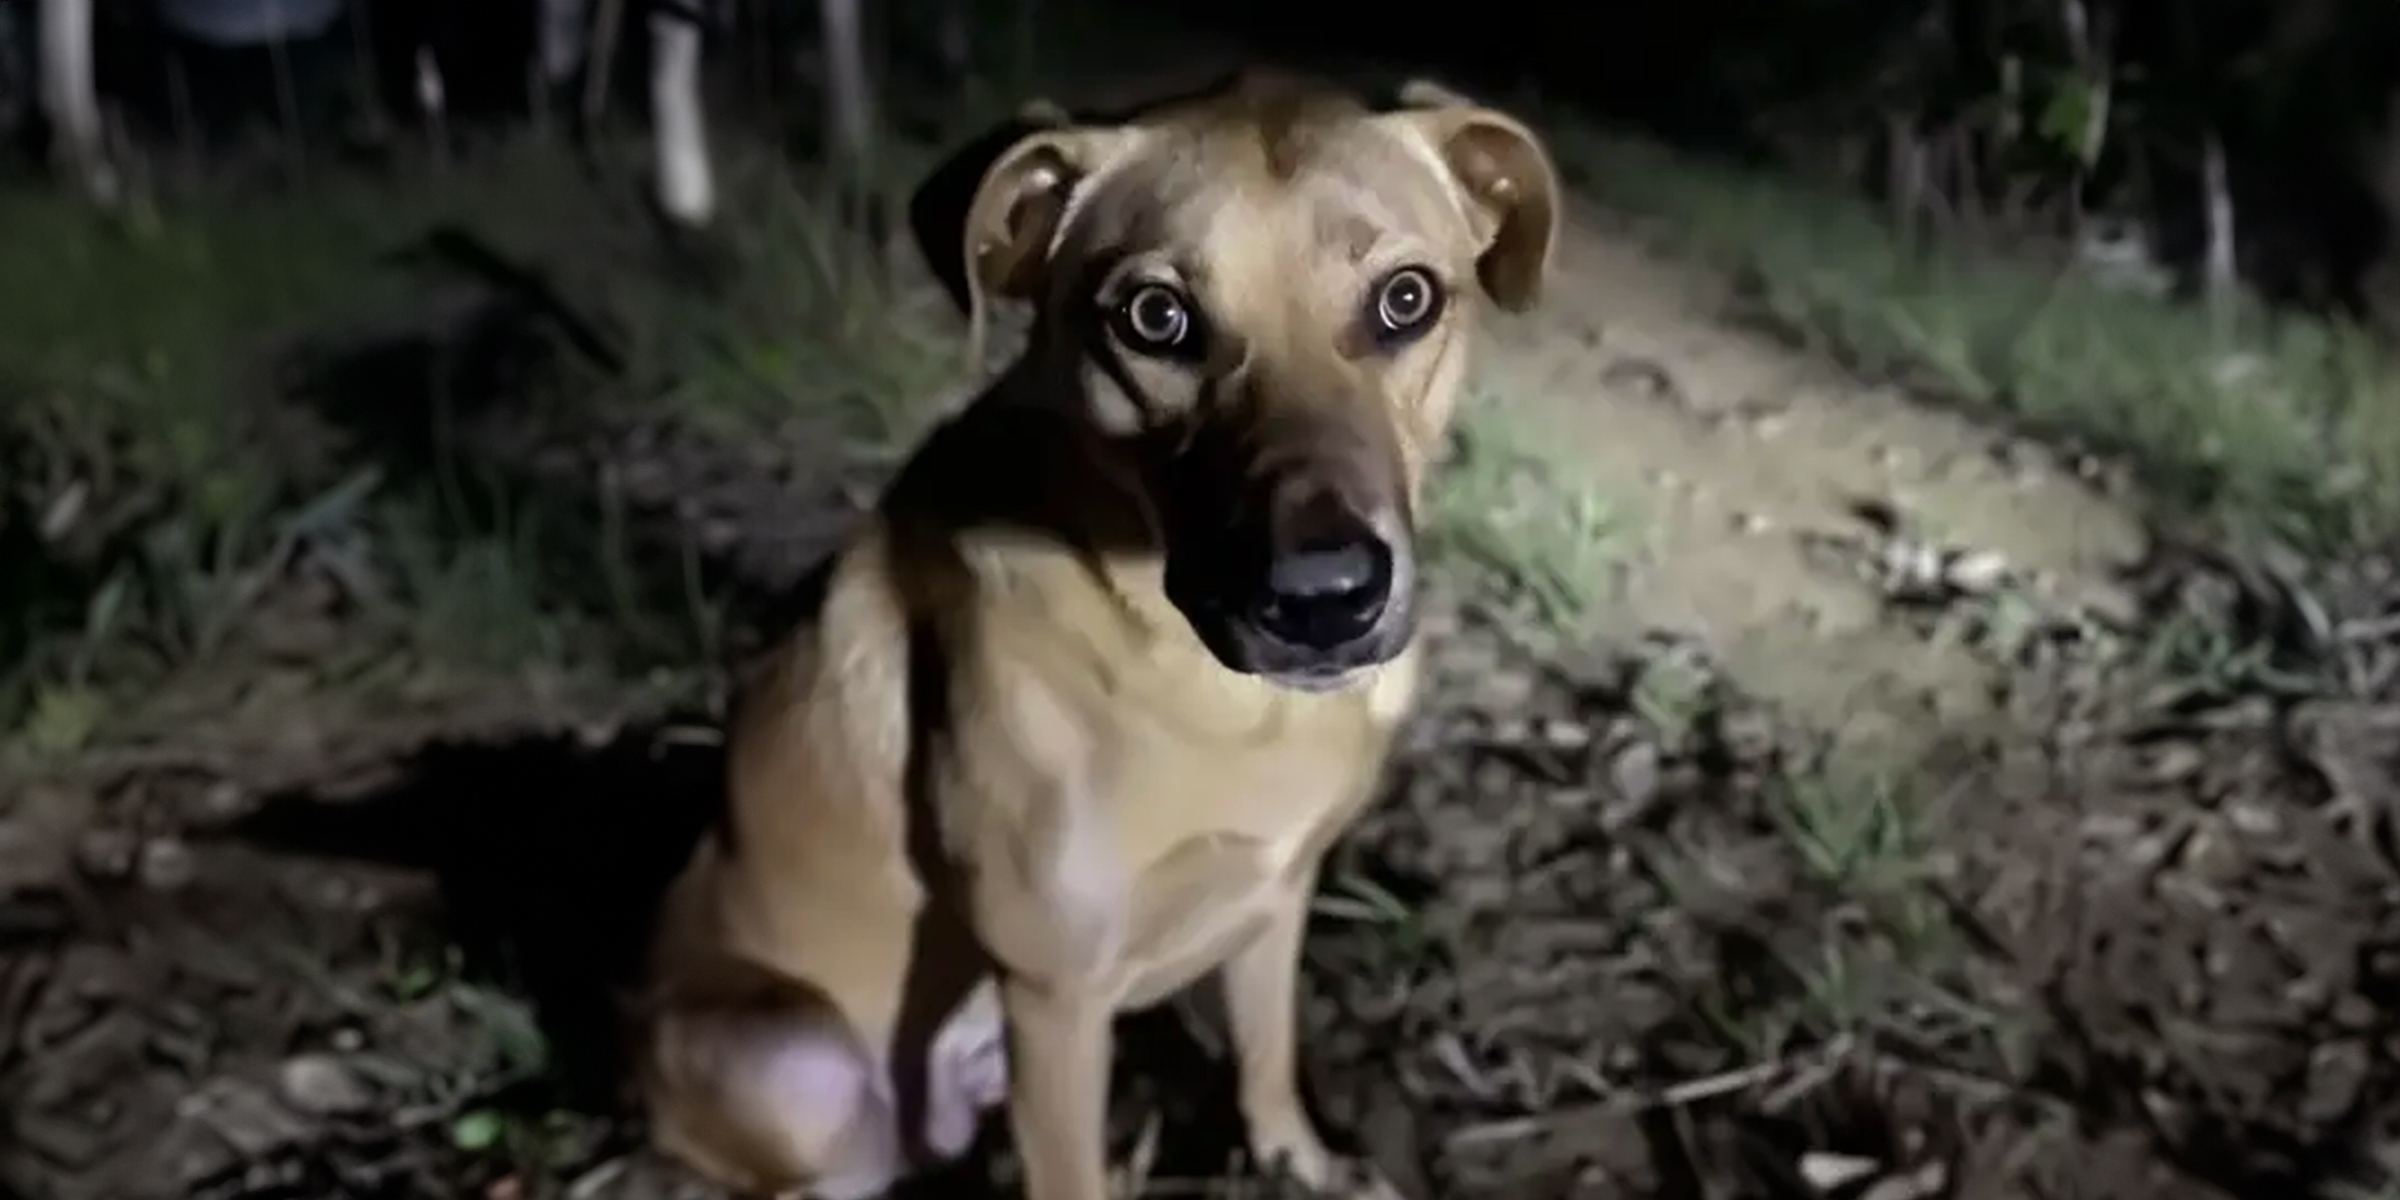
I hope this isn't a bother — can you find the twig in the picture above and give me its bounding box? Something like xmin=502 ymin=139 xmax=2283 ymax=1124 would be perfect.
xmin=1439 ymin=1056 xmax=1789 ymax=1151
xmin=2334 ymin=612 xmax=2400 ymax=644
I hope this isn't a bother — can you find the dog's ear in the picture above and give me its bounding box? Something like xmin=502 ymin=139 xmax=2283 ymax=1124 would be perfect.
xmin=907 ymin=100 xmax=1076 ymax=315
xmin=1383 ymin=80 xmax=1561 ymax=312
xmin=956 ymin=124 xmax=1142 ymax=312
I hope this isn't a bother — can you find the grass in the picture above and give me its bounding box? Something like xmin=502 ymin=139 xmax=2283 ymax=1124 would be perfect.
xmin=2 ymin=186 xmax=387 ymax=749
xmin=1540 ymin=122 xmax=2400 ymax=554
xmin=0 ymin=143 xmax=696 ymax=760
xmin=0 ymin=95 xmax=1010 ymax=767
xmin=1425 ymin=397 xmax=1630 ymax=634
xmin=648 ymin=156 xmax=966 ymax=455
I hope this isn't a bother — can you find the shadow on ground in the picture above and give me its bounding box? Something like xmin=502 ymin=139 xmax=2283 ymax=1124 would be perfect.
xmin=232 ymin=732 xmax=724 ymax=1108
xmin=218 ymin=726 xmax=1264 ymax=1200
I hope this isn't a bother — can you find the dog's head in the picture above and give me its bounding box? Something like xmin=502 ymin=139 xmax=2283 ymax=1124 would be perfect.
xmin=914 ymin=70 xmax=1560 ymax=692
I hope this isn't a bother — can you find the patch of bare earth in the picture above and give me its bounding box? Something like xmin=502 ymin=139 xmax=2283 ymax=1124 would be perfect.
xmin=1470 ymin=199 xmax=2150 ymax=759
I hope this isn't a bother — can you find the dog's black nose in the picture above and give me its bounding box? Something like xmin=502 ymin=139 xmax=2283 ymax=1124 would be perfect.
xmin=1255 ymin=533 xmax=1393 ymax=650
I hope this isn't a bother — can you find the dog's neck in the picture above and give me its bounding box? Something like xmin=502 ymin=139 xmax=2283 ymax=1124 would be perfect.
xmin=887 ymin=354 xmax=1157 ymax=553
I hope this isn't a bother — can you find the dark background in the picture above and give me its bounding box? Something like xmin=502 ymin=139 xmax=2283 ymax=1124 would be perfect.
xmin=18 ymin=0 xmax=2400 ymax=321
xmin=1153 ymin=0 xmax=2400 ymax=319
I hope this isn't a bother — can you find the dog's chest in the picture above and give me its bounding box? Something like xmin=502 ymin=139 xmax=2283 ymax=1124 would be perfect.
xmin=1098 ymin=708 xmax=1382 ymax=1008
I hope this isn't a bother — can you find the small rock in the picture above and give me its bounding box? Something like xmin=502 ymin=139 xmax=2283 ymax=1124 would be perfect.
xmin=2302 ymin=1040 xmax=2371 ymax=1124
xmin=2332 ymin=992 xmax=2378 ymax=1032
xmin=76 ymin=827 xmax=138 ymax=881
xmin=1880 ymin=539 xmax=1945 ymax=597
xmin=39 ymin=480 xmax=91 ymax=542
xmin=2080 ymin=813 xmax=2145 ymax=844
xmin=1861 ymin=1160 xmax=1951 ymax=1200
xmin=137 ymin=837 xmax=196 ymax=891
xmin=1733 ymin=511 xmax=1771 ymax=536
xmin=1600 ymin=357 xmax=1677 ymax=400
xmin=198 ymin=780 xmax=249 ymax=820
xmin=278 ymin=1053 xmax=376 ymax=1117
xmin=2284 ymin=976 xmax=2331 ymax=1013
xmin=2225 ymin=801 xmax=2280 ymax=837
xmin=1538 ymin=718 xmax=1591 ymax=750
xmin=2141 ymin=742 xmax=2206 ymax=785
xmin=1799 ymin=1151 xmax=1880 ymax=1191
xmin=1605 ymin=742 xmax=1662 ymax=811
xmin=1943 ymin=550 xmax=2009 ymax=595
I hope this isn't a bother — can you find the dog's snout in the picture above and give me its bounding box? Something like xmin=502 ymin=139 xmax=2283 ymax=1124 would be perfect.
xmin=1253 ymin=496 xmax=1393 ymax=652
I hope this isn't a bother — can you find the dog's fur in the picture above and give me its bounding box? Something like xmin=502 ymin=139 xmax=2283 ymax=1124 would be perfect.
xmin=633 ymin=68 xmax=1561 ymax=1200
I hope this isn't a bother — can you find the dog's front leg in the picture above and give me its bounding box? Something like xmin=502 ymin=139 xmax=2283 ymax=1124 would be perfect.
xmin=1222 ymin=868 xmax=1402 ymax=1200
xmin=999 ymin=976 xmax=1116 ymax=1200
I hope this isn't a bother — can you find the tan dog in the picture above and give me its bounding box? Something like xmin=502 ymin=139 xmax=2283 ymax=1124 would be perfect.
xmin=633 ymin=69 xmax=1561 ymax=1200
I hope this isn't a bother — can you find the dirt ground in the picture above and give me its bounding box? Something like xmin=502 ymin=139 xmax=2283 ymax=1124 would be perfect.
xmin=7 ymin=18 xmax=2400 ymax=1200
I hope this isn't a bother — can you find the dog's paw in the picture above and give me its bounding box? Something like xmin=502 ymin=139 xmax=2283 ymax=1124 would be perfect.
xmin=1255 ymin=1141 xmax=1405 ymax=1200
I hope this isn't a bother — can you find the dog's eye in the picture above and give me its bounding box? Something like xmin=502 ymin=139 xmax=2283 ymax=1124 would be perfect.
xmin=1111 ymin=283 xmax=1196 ymax=355
xmin=1369 ymin=267 xmax=1445 ymax=344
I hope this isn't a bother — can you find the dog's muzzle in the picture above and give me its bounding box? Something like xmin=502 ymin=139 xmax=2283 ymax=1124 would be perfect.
xmin=1156 ymin=410 xmax=1417 ymax=689
xmin=1250 ymin=508 xmax=1394 ymax=655
xmin=1208 ymin=476 xmax=1413 ymax=690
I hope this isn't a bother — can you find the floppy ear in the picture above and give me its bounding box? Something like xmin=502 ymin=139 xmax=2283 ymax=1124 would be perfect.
xmin=907 ymin=101 xmax=1076 ymax=315
xmin=1386 ymin=80 xmax=1561 ymax=312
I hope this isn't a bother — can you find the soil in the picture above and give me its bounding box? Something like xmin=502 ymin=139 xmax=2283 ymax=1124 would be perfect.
xmin=1476 ymin=206 xmax=2151 ymax=758
xmin=7 ymin=19 xmax=2400 ymax=1200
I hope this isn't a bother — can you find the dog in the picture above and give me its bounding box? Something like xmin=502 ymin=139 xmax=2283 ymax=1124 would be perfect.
xmin=632 ymin=67 xmax=1560 ymax=1200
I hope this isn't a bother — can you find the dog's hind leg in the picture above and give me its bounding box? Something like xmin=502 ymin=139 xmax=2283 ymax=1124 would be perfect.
xmin=647 ymin=1000 xmax=908 ymax=1200
xmin=645 ymin=971 xmax=1009 ymax=1197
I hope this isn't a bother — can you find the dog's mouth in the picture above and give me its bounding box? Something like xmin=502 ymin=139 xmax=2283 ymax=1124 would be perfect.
xmin=1263 ymin=661 xmax=1377 ymax=693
